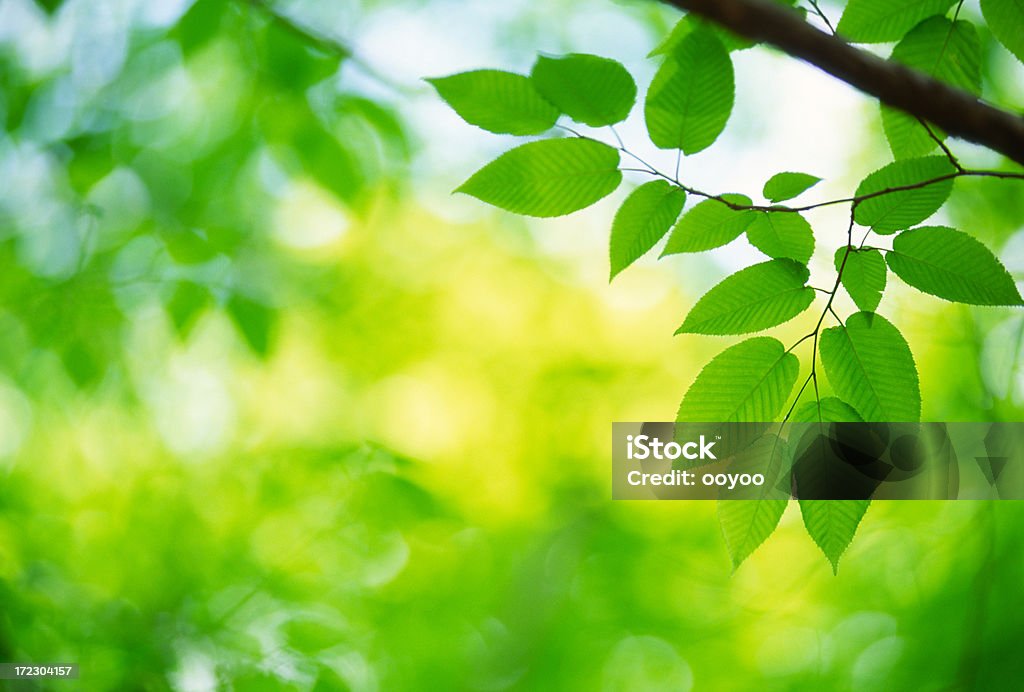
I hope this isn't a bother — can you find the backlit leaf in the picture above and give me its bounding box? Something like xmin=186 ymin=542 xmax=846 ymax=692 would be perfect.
xmin=661 ymin=195 xmax=755 ymax=255
xmin=747 ymin=211 xmax=815 ymax=264
xmin=836 ymin=247 xmax=886 ymax=312
xmin=677 ymin=337 xmax=800 ymax=422
xmin=886 ymin=226 xmax=1024 ymax=305
xmin=799 ymin=499 xmax=871 ymax=573
xmin=678 ymin=260 xmax=814 ymax=335
xmin=609 ymin=181 xmax=686 ymax=279
xmin=645 ymin=29 xmax=734 ymax=154
xmin=853 ymin=156 xmax=955 ymax=234
xmin=456 ymin=138 xmax=621 ymax=217
xmin=427 ymin=70 xmax=559 ymax=135
xmin=837 ymin=0 xmax=956 ymax=43
xmin=531 ymin=53 xmax=636 ymax=127
xmin=762 ymin=172 xmax=821 ymax=203
xmin=819 ymin=312 xmax=920 ymax=422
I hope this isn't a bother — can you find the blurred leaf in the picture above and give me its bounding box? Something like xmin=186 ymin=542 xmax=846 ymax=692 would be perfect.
xmin=228 ymin=294 xmax=276 ymax=356
xmin=166 ymin=282 xmax=213 ymax=339
xmin=171 ymin=0 xmax=229 ymax=55
xmin=792 ymin=397 xmax=865 ymax=422
xmin=609 ymin=180 xmax=686 ymax=279
xmin=661 ymin=194 xmax=755 ymax=254
xmin=837 ymin=0 xmax=956 ymax=43
xmin=853 ymin=156 xmax=955 ymax=234
xmin=799 ymin=499 xmax=870 ymax=573
xmin=981 ymin=0 xmax=1024 ymax=63
xmin=677 ymin=337 xmax=799 ymax=422
xmin=762 ymin=172 xmax=821 ymax=203
xmin=887 ymin=226 xmax=1024 ymax=305
xmin=836 ymin=247 xmax=886 ymax=312
xmin=456 ymin=138 xmax=621 ymax=217
xmin=530 ymin=53 xmax=636 ymax=127
xmin=427 ymin=70 xmax=559 ymax=135
xmin=645 ymin=29 xmax=734 ymax=153
xmin=819 ymin=312 xmax=921 ymax=422
xmin=33 ymin=0 xmax=64 ymax=14
xmin=677 ymin=260 xmax=814 ymax=335
xmin=883 ymin=18 xmax=981 ymax=158
xmin=263 ymin=18 xmax=341 ymax=91
xmin=747 ymin=211 xmax=815 ymax=264
xmin=161 ymin=227 xmax=219 ymax=265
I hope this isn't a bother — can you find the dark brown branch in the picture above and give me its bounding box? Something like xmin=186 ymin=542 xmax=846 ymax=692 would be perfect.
xmin=660 ymin=0 xmax=1024 ymax=166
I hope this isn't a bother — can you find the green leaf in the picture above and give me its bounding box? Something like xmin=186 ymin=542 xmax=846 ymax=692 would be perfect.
xmin=836 ymin=248 xmax=886 ymax=312
xmin=677 ymin=337 xmax=800 ymax=422
xmin=836 ymin=0 xmax=956 ymax=43
xmin=882 ymin=18 xmax=981 ymax=158
xmin=799 ymin=500 xmax=871 ymax=573
xmin=609 ymin=181 xmax=686 ymax=279
xmin=762 ymin=172 xmax=821 ymax=203
xmin=228 ymin=294 xmax=276 ymax=357
xmin=426 ymin=70 xmax=559 ymax=135
xmin=661 ymin=195 xmax=755 ymax=255
xmin=718 ymin=435 xmax=790 ymax=569
xmin=456 ymin=138 xmax=621 ymax=217
xmin=645 ymin=29 xmax=735 ymax=154
xmin=747 ymin=212 xmax=815 ymax=264
xmin=853 ymin=156 xmax=955 ymax=234
xmin=678 ymin=260 xmax=814 ymax=335
xmin=791 ymin=397 xmax=865 ymax=423
xmin=886 ymin=226 xmax=1024 ymax=305
xmin=166 ymin=282 xmax=212 ymax=340
xmin=819 ymin=312 xmax=920 ymax=422
xmin=649 ymin=15 xmax=755 ymax=56
xmin=530 ymin=53 xmax=636 ymax=127
xmin=981 ymin=0 xmax=1024 ymax=64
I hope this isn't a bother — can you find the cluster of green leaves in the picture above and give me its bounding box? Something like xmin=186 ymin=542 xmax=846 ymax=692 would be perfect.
xmin=2 ymin=0 xmax=411 ymax=389
xmin=434 ymin=0 xmax=1024 ymax=572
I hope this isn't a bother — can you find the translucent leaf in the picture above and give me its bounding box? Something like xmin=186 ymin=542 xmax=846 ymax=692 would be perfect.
xmin=819 ymin=312 xmax=921 ymax=422
xmin=836 ymin=0 xmax=956 ymax=43
xmin=747 ymin=212 xmax=815 ymax=264
xmin=456 ymin=138 xmax=621 ymax=217
xmin=677 ymin=337 xmax=800 ymax=422
xmin=791 ymin=397 xmax=865 ymax=423
xmin=530 ymin=53 xmax=636 ymax=127
xmin=886 ymin=226 xmax=1024 ymax=305
xmin=661 ymin=194 xmax=755 ymax=255
xmin=762 ymin=172 xmax=821 ymax=203
xmin=799 ymin=499 xmax=871 ymax=573
xmin=648 ymin=15 xmax=755 ymax=56
xmin=718 ymin=435 xmax=791 ymax=569
xmin=166 ymin=282 xmax=212 ymax=340
xmin=645 ymin=29 xmax=734 ymax=154
xmin=981 ymin=0 xmax=1024 ymax=64
xmin=678 ymin=260 xmax=815 ymax=335
xmin=836 ymin=247 xmax=886 ymax=312
xmin=853 ymin=156 xmax=955 ymax=234
xmin=427 ymin=70 xmax=559 ymax=135
xmin=609 ymin=180 xmax=686 ymax=279
xmin=677 ymin=338 xmax=801 ymax=424
xmin=882 ymin=18 xmax=981 ymax=158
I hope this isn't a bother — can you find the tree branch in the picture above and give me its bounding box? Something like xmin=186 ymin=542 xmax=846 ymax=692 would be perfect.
xmin=659 ymin=0 xmax=1024 ymax=166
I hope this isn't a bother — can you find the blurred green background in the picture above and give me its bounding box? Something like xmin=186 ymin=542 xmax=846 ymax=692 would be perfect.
xmin=1 ymin=0 xmax=1024 ymax=689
